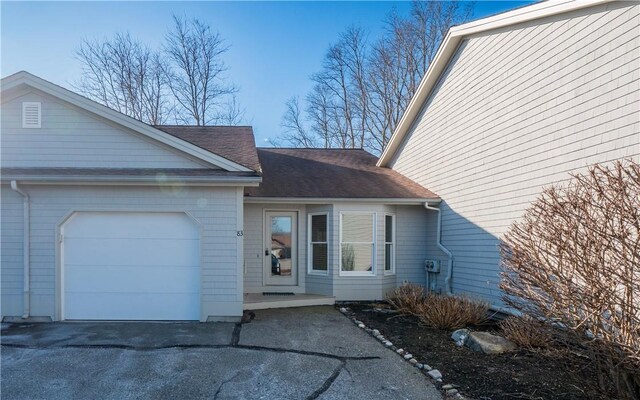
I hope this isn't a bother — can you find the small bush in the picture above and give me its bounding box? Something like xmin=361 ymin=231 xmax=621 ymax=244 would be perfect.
xmin=416 ymin=294 xmax=489 ymax=330
xmin=386 ymin=283 xmax=425 ymax=315
xmin=500 ymin=316 xmax=553 ymax=350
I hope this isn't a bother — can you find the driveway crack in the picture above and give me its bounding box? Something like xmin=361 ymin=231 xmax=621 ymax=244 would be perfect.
xmin=231 ymin=323 xmax=242 ymax=346
xmin=213 ymin=371 xmax=241 ymax=399
xmin=305 ymin=361 xmax=345 ymax=400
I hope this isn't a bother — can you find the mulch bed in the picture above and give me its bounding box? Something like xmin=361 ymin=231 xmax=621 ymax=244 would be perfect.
xmin=343 ymin=302 xmax=611 ymax=400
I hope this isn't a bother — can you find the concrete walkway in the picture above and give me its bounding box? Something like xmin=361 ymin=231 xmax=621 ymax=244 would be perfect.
xmin=1 ymin=306 xmax=441 ymax=400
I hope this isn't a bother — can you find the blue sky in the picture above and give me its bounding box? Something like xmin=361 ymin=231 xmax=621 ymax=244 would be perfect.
xmin=2 ymin=1 xmax=534 ymax=145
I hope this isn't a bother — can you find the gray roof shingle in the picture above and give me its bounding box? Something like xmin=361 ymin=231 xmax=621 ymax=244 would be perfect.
xmin=244 ymin=148 xmax=438 ymax=199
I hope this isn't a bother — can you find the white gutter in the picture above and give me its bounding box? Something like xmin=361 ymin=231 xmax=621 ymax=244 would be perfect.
xmin=424 ymin=200 xmax=453 ymax=295
xmin=10 ymin=181 xmax=30 ymax=318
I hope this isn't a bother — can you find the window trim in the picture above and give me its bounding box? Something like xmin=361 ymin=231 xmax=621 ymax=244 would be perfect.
xmin=308 ymin=212 xmax=329 ymax=275
xmin=339 ymin=211 xmax=376 ymax=277
xmin=384 ymin=213 xmax=396 ymax=276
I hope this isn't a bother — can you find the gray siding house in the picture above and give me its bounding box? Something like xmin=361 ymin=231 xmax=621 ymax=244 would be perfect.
xmin=379 ymin=0 xmax=640 ymax=305
xmin=1 ymin=72 xmax=441 ymax=322
xmin=1 ymin=0 xmax=637 ymax=322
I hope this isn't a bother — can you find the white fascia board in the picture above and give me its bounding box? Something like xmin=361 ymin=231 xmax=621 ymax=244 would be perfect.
xmin=243 ymin=197 xmax=439 ymax=205
xmin=0 ymin=72 xmax=252 ymax=172
xmin=2 ymin=176 xmax=261 ymax=186
xmin=377 ymin=0 xmax=614 ymax=167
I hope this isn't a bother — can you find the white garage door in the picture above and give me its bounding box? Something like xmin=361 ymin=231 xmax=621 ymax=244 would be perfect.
xmin=62 ymin=212 xmax=200 ymax=320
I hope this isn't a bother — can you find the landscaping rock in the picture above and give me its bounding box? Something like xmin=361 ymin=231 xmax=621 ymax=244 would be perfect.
xmin=358 ymin=323 xmax=365 ymax=328
xmin=416 ymin=363 xmax=424 ymax=369
xmin=372 ymin=329 xmax=380 ymax=335
xmin=384 ymin=341 xmax=393 ymax=347
xmin=403 ymin=354 xmax=413 ymax=360
xmin=396 ymin=348 xmax=404 ymax=354
xmin=427 ymin=369 xmax=442 ymax=380
xmin=451 ymin=329 xmax=470 ymax=347
xmin=465 ymin=331 xmax=517 ymax=354
xmin=339 ymin=307 xmax=348 ymax=313
xmin=446 ymin=389 xmax=459 ymax=396
xmin=423 ymin=364 xmax=432 ymax=371
xmin=442 ymin=384 xmax=455 ymax=390
xmin=409 ymin=358 xmax=418 ymax=365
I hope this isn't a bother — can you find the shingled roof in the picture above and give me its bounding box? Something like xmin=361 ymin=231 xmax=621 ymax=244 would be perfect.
xmin=244 ymin=148 xmax=439 ymax=200
xmin=154 ymin=125 xmax=262 ymax=172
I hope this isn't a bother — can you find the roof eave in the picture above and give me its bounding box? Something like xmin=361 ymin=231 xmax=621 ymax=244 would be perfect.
xmin=2 ymin=175 xmax=262 ymax=187
xmin=377 ymin=0 xmax=615 ymax=167
xmin=243 ymin=196 xmax=440 ymax=205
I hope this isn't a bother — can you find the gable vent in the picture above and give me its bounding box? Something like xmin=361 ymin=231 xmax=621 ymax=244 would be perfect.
xmin=22 ymin=102 xmax=41 ymax=128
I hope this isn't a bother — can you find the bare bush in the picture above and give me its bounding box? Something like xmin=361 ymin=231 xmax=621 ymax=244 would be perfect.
xmin=500 ymin=160 xmax=640 ymax=399
xmin=416 ymin=294 xmax=489 ymax=330
xmin=386 ymin=283 xmax=425 ymax=315
xmin=499 ymin=316 xmax=553 ymax=350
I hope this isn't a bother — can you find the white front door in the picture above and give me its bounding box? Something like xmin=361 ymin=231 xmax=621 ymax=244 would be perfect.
xmin=264 ymin=211 xmax=297 ymax=286
xmin=61 ymin=212 xmax=201 ymax=320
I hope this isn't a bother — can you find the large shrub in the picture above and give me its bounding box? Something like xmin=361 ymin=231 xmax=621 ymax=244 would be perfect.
xmin=500 ymin=160 xmax=640 ymax=399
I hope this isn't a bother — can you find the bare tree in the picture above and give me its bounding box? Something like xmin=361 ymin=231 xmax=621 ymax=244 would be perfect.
xmin=164 ymin=16 xmax=237 ymax=125
xmin=75 ymin=33 xmax=170 ymax=124
xmin=279 ymin=1 xmax=472 ymax=154
xmin=281 ymin=96 xmax=317 ymax=147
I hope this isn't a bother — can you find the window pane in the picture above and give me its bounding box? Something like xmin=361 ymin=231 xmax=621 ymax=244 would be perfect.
xmin=385 ymin=243 xmax=393 ymax=271
xmin=342 ymin=214 xmax=373 ymax=242
xmin=311 ymin=215 xmax=327 ymax=242
xmin=341 ymin=244 xmax=373 ymax=272
xmin=312 ymin=243 xmax=328 ymax=271
xmin=385 ymin=215 xmax=393 ymax=243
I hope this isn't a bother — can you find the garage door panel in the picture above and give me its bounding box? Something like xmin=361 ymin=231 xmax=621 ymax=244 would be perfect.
xmin=64 ymin=238 xmax=200 ymax=266
xmin=64 ymin=292 xmax=200 ymax=321
xmin=62 ymin=212 xmax=201 ymax=321
xmin=65 ymin=213 xmax=199 ymax=239
xmin=64 ymin=265 xmax=200 ymax=293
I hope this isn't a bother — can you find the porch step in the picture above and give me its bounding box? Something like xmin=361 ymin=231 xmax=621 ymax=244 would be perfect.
xmin=243 ymin=293 xmax=335 ymax=310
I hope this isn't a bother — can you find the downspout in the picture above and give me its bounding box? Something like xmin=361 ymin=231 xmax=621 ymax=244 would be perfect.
xmin=424 ymin=200 xmax=453 ymax=295
xmin=10 ymin=181 xmax=30 ymax=318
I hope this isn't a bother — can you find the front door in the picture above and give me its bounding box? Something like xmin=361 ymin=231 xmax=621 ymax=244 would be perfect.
xmin=264 ymin=211 xmax=297 ymax=286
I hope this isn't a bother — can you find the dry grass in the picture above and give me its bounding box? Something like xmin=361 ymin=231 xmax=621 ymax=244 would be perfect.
xmin=386 ymin=284 xmax=425 ymax=315
xmin=500 ymin=316 xmax=553 ymax=350
xmin=416 ymin=294 xmax=489 ymax=330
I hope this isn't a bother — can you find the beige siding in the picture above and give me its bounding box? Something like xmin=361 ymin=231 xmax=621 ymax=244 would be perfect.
xmin=390 ymin=2 xmax=640 ymax=304
xmin=1 ymin=187 xmax=24 ymax=317
xmin=1 ymin=185 xmax=241 ymax=320
xmin=1 ymin=89 xmax=209 ymax=169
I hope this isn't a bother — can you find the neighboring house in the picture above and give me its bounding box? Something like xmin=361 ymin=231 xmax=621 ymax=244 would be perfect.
xmin=0 ymin=73 xmax=441 ymax=322
xmin=378 ymin=0 xmax=640 ymax=305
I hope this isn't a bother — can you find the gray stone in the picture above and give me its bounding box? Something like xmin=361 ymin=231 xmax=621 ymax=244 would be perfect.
xmin=451 ymin=328 xmax=470 ymax=347
xmin=465 ymin=331 xmax=517 ymax=354
xmin=423 ymin=364 xmax=432 ymax=371
xmin=442 ymin=384 xmax=454 ymax=390
xmin=384 ymin=341 xmax=393 ymax=347
xmin=339 ymin=307 xmax=348 ymax=313
xmin=403 ymin=353 xmax=413 ymax=360
xmin=427 ymin=369 xmax=442 ymax=380
xmin=372 ymin=329 xmax=380 ymax=335
xmin=416 ymin=363 xmax=424 ymax=369
xmin=358 ymin=323 xmax=366 ymax=328
xmin=409 ymin=358 xmax=417 ymax=365
xmin=396 ymin=348 xmax=404 ymax=354
xmin=446 ymin=389 xmax=459 ymax=396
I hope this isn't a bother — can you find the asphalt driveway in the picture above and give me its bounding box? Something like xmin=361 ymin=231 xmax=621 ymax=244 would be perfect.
xmin=1 ymin=306 xmax=441 ymax=400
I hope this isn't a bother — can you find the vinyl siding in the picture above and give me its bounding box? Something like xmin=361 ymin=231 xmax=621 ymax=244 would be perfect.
xmin=0 ymin=185 xmax=241 ymax=320
xmin=1 ymin=89 xmax=209 ymax=169
xmin=395 ymin=206 xmax=448 ymax=292
xmin=390 ymin=2 xmax=640 ymax=304
xmin=243 ymin=203 xmax=307 ymax=293
xmin=1 ymin=187 xmax=24 ymax=317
